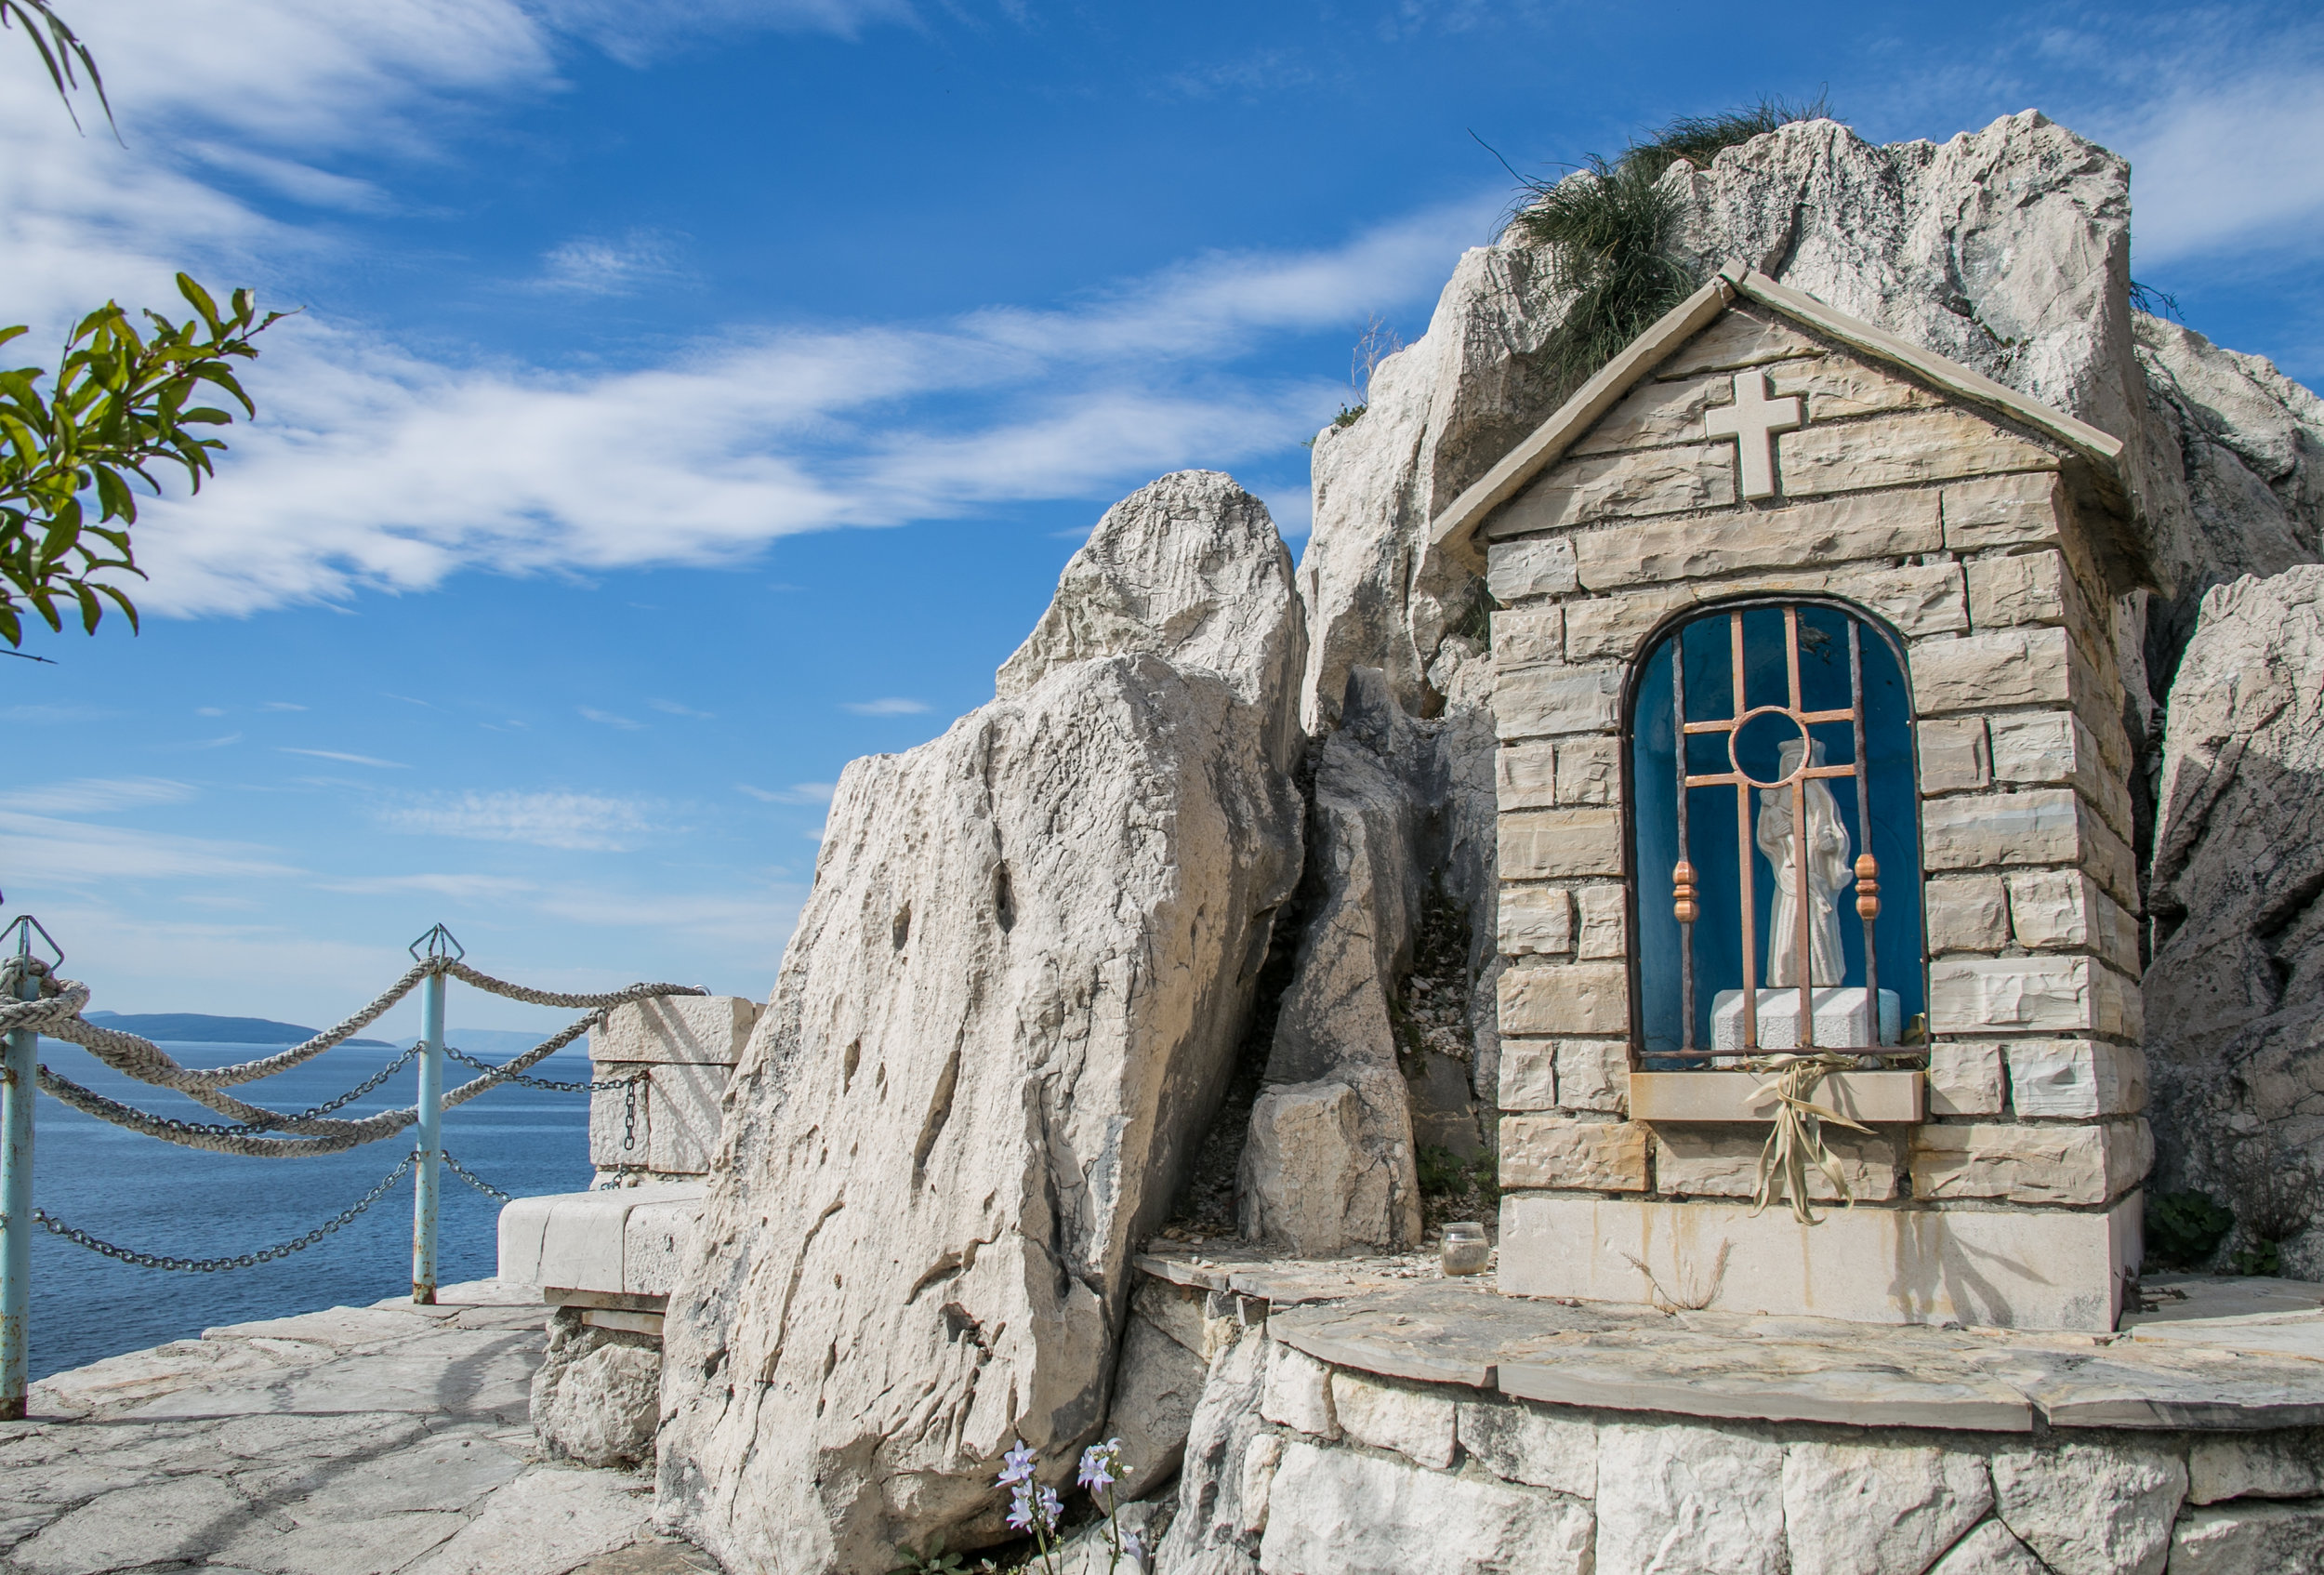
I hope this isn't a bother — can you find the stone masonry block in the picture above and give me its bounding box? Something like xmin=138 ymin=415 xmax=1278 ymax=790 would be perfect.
xmin=1987 ymin=712 xmax=2134 ymax=842
xmin=2009 ymin=1041 xmax=2148 ymax=1119
xmin=1921 ymin=788 xmax=2080 ymax=871
xmin=1967 ymin=549 xmax=2069 ymax=629
xmin=2007 ymin=870 xmax=2141 ymax=975
xmin=1494 ymin=443 xmax=1735 ymax=537
xmin=1573 ymin=488 xmax=1942 ymax=590
xmin=1498 ymin=884 xmax=1573 ymax=956
xmin=1910 ymin=627 xmax=2073 ymax=715
xmin=1918 ymin=716 xmax=1991 ymax=794
xmin=1576 ymin=884 xmax=1625 ymax=960
xmin=1499 ymin=808 xmax=1623 ymax=879
xmin=1490 ymin=605 xmax=1563 ymax=667
xmin=1909 ymin=1118 xmax=2151 ymax=1205
xmin=1553 ymin=1040 xmax=1629 ymax=1113
xmin=1653 ymin=1124 xmax=1901 ymax=1201
xmin=1260 ymin=1343 xmax=1338 ymax=1439
xmin=1495 ymin=665 xmax=1622 ymax=740
xmin=1498 ymin=1041 xmax=1557 ymax=1111
xmin=1329 ymin=1371 xmax=1457 ymax=1469
xmin=593 ymin=995 xmax=759 ymax=1065
xmin=1499 ymin=962 xmax=1629 ymax=1038
xmin=1929 ymin=955 xmax=2128 ymax=1036
xmin=1925 ymin=876 xmax=2010 ymax=953
xmin=1499 ymin=1116 xmax=1649 ymax=1191
xmin=1486 ymin=536 xmax=1578 ymax=602
xmin=1553 ymin=736 xmax=1620 ymax=805
xmin=1560 ymin=562 xmax=1965 ymax=663
xmin=1927 ymin=1042 xmax=2006 ymax=1116
xmin=1495 ymin=742 xmax=1555 ymax=811
xmin=1777 ymin=407 xmax=2058 ymax=498
xmin=1942 ymin=471 xmax=2065 ymax=551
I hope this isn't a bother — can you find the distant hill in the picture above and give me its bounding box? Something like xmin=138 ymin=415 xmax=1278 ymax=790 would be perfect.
xmin=84 ymin=1011 xmax=398 ymax=1049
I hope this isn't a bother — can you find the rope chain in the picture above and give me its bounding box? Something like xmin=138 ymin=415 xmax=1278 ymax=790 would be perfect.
xmin=31 ymin=1153 xmax=417 ymax=1272
xmin=15 ymin=963 xmax=705 ymax=1157
xmin=440 ymin=1148 xmax=513 ymax=1203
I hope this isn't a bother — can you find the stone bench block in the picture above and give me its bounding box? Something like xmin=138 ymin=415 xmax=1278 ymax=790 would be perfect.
xmin=590 ymin=994 xmax=759 ymax=1066
xmin=496 ymin=1183 xmax=706 ymax=1297
xmin=1497 ymin=1191 xmax=2141 ymax=1330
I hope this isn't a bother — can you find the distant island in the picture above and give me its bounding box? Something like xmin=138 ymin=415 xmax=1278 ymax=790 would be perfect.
xmin=85 ymin=1011 xmax=398 ymax=1048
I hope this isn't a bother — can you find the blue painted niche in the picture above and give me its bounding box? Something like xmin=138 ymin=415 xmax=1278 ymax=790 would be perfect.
xmin=1628 ymin=601 xmax=1927 ymax=1060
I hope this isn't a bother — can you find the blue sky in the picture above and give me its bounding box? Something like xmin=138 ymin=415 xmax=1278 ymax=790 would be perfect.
xmin=1 ymin=0 xmax=2319 ymax=1038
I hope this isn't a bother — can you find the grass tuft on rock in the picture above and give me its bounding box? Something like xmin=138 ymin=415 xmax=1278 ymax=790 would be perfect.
xmin=1501 ymin=93 xmax=1839 ymax=402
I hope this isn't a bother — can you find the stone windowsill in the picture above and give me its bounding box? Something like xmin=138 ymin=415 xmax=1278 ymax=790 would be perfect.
xmin=1627 ymin=1069 xmax=1925 ymax=1123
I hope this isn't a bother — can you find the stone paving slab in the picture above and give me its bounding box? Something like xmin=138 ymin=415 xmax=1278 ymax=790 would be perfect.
xmin=1 ymin=1279 xmax=714 ymax=1575
xmin=1144 ymin=1247 xmax=2324 ymax=1436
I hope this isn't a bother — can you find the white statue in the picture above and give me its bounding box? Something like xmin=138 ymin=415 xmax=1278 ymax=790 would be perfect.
xmin=1756 ymin=736 xmax=1854 ymax=987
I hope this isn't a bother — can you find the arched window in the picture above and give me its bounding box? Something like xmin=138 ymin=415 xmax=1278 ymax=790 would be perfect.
xmin=1627 ymin=599 xmax=1925 ymax=1063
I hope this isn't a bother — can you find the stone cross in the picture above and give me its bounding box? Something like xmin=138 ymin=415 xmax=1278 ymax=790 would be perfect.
xmin=1704 ymin=369 xmax=1804 ymax=500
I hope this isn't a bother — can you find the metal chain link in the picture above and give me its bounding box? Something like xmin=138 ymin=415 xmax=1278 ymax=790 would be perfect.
xmin=442 ymin=1043 xmax=640 ymax=1094
xmin=228 ymin=1044 xmax=422 ymax=1131
xmin=440 ymin=1148 xmax=512 ymax=1203
xmin=32 ymin=1153 xmax=416 ymax=1272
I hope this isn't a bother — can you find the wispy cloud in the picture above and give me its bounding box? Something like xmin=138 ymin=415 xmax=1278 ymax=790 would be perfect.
xmin=841 ymin=697 xmax=931 ymax=716
xmin=0 ymin=777 xmax=196 ymax=815
xmin=535 ymin=231 xmax=683 ymax=297
xmin=261 ymin=701 xmax=309 ymax=712
xmin=0 ymin=811 xmax=298 ymax=883
xmin=279 ymin=747 xmax=409 ymax=768
xmin=737 ymin=781 xmax=835 ymax=803
xmin=651 ymin=698 xmax=715 ymax=720
xmin=378 ymin=790 xmax=658 ymax=851
xmin=316 ymin=872 xmax=539 ymax=901
xmin=579 ymin=708 xmax=645 ymax=730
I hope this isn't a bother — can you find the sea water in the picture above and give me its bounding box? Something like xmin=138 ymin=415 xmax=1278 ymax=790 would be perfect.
xmin=26 ymin=1038 xmax=594 ymax=1382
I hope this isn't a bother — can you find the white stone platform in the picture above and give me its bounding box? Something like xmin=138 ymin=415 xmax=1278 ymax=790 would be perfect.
xmin=1139 ymin=1246 xmax=2324 ymax=1574
xmin=1 ymin=1279 xmax=719 ymax=1575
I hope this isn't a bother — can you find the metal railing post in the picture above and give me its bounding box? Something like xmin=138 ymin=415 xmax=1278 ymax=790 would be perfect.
xmin=408 ymin=924 xmax=461 ymax=1305
xmin=2 ymin=915 xmax=60 ymax=1421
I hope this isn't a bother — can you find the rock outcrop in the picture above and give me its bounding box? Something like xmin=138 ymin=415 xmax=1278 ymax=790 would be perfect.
xmin=656 ymin=472 xmax=1304 ymax=1573
xmin=1239 ymin=665 xmax=1497 ymax=1252
xmin=2145 ymin=565 xmax=2324 ymax=1277
xmin=533 ymin=1311 xmax=663 ymax=1468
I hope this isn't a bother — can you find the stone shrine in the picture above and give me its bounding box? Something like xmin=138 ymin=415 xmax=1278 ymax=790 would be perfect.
xmin=1431 ymin=265 xmax=2150 ymax=1331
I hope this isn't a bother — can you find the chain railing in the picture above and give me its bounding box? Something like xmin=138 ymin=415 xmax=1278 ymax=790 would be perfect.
xmin=0 ymin=914 xmax=706 ymax=1420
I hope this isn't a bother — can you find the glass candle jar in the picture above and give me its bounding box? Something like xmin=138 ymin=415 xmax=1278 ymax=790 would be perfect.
xmin=1440 ymin=1222 xmax=1489 ymax=1276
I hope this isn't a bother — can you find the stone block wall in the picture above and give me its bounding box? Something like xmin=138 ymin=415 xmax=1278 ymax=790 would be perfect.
xmin=588 ymin=995 xmax=759 ymax=1179
xmin=1482 ymin=304 xmax=2150 ymax=1324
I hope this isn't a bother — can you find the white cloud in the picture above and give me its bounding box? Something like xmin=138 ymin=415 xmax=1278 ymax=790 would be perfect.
xmin=261 ymin=701 xmax=308 ymax=711
xmin=579 ymin=708 xmax=645 ymax=730
xmin=378 ymin=790 xmax=658 ymax=851
xmin=279 ymin=747 xmax=409 ymax=768
xmin=651 ymin=699 xmax=715 ymax=720
xmin=315 ymin=872 xmax=540 ymax=901
xmin=841 ymin=697 xmax=930 ymax=715
xmin=2118 ymin=65 xmax=2324 ymax=266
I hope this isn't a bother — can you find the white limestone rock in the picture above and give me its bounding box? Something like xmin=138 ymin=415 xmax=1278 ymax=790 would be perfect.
xmin=2188 ymin=1427 xmax=2324 ymax=1504
xmin=656 ymin=471 xmax=1305 ymax=1575
xmin=1988 ymin=1438 xmax=2186 ymax=1575
xmin=1154 ymin=1324 xmax=1270 ymax=1575
xmin=2144 ymin=566 xmax=2324 ymax=1276
xmin=1257 ymin=1343 xmax=1337 ymax=1441
xmin=1782 ymin=1439 xmax=1993 ymax=1575
xmin=1595 ymin=1421 xmax=1788 ymax=1575
xmin=530 ymin=1314 xmax=662 ymax=1468
xmin=1103 ymin=1312 xmax=1208 ymax=1501
xmin=1327 ymin=1370 xmax=1455 ymax=1470
xmin=1255 ymin=1439 xmax=1591 ymax=1575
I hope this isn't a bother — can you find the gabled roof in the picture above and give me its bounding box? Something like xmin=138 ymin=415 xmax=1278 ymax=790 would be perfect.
xmin=1425 ymin=266 xmax=2130 ymax=571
